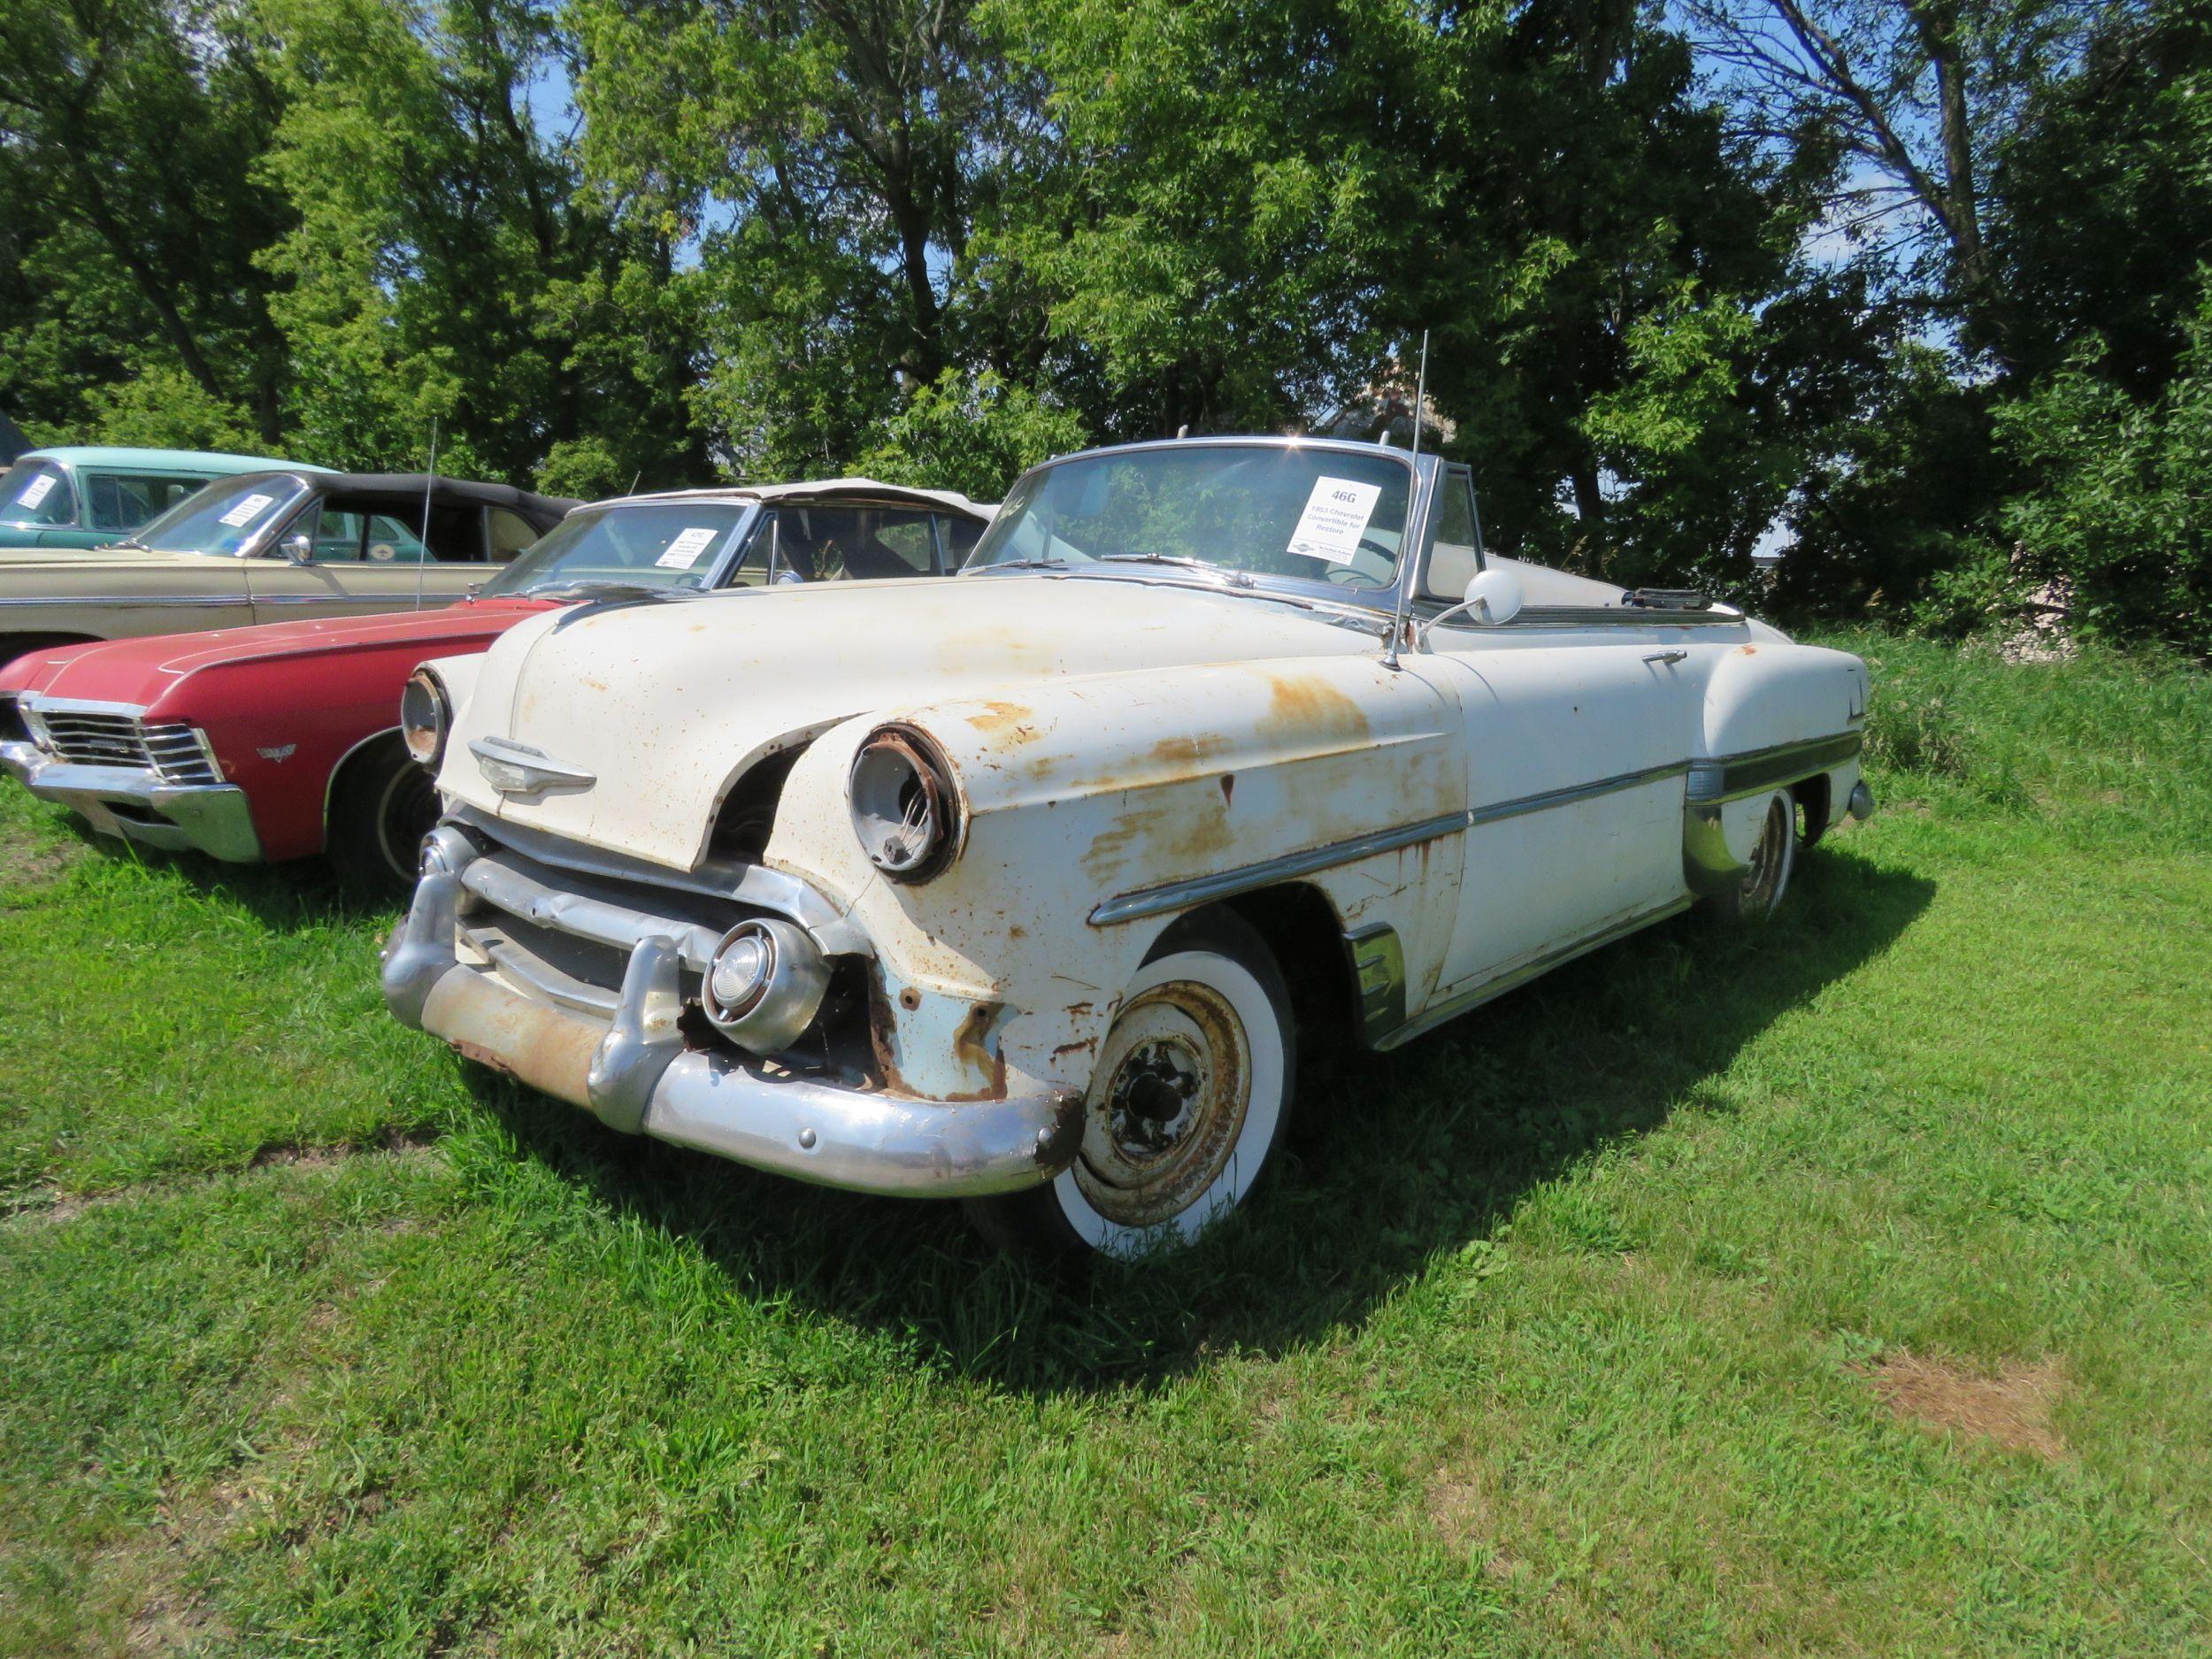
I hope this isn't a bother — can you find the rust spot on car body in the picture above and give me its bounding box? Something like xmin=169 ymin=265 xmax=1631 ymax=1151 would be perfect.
xmin=1052 ymin=1037 xmax=1098 ymax=1061
xmin=1219 ymin=773 xmax=1235 ymax=804
xmin=1737 ymin=644 xmax=1760 ymax=656
xmin=968 ymin=701 xmax=1041 ymax=745
xmin=1261 ymin=672 xmax=1369 ymax=742
xmin=1151 ymin=733 xmax=1231 ymax=770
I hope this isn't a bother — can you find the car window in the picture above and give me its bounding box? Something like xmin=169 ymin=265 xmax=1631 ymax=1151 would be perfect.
xmin=488 ymin=507 xmax=541 ymax=560
xmin=0 ymin=460 xmax=76 ymax=527
xmin=969 ymin=444 xmax=1413 ymax=591
xmin=480 ymin=502 xmax=752 ymax=595
xmin=940 ymin=514 xmax=986 ymax=569
xmin=741 ymin=505 xmax=940 ymax=580
xmin=84 ymin=472 xmax=210 ymax=533
xmin=1422 ymin=468 xmax=1484 ymax=600
xmin=137 ymin=474 xmax=309 ymax=554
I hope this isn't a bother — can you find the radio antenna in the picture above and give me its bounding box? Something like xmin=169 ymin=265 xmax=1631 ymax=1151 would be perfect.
xmin=413 ymin=418 xmax=438 ymax=611
xmin=1381 ymin=330 xmax=1430 ymax=670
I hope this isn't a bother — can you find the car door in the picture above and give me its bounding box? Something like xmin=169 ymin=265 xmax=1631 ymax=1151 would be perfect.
xmin=1414 ymin=469 xmax=1708 ymax=992
xmin=246 ymin=495 xmax=502 ymax=622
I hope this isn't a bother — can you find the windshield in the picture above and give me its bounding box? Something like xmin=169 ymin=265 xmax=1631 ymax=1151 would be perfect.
xmin=0 ymin=461 xmax=76 ymax=528
xmin=135 ymin=473 xmax=310 ymax=555
xmin=965 ymin=442 xmax=1415 ymax=591
xmin=481 ymin=501 xmax=754 ymax=596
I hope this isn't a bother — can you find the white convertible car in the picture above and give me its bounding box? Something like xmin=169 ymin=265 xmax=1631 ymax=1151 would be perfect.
xmin=385 ymin=437 xmax=1871 ymax=1257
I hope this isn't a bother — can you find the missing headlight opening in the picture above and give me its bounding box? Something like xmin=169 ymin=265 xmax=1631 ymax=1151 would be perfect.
xmin=850 ymin=725 xmax=959 ymax=880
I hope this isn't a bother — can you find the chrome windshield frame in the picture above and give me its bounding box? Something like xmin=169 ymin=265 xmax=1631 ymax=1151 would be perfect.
xmin=958 ymin=435 xmax=1442 ymax=622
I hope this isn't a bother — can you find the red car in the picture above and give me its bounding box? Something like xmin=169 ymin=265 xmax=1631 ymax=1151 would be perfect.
xmin=0 ymin=481 xmax=992 ymax=887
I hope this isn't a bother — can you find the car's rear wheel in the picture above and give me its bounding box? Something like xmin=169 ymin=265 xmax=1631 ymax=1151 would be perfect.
xmin=964 ymin=910 xmax=1295 ymax=1259
xmin=1705 ymin=788 xmax=1797 ymax=925
xmin=328 ymin=733 xmax=441 ymax=895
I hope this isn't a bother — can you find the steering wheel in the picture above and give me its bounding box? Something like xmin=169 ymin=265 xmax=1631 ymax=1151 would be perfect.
xmin=1319 ymin=536 xmax=1397 ymax=586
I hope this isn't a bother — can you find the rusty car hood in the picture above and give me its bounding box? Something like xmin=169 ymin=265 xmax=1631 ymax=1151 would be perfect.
xmin=0 ymin=598 xmax=550 ymax=710
xmin=440 ymin=573 xmax=1381 ymax=871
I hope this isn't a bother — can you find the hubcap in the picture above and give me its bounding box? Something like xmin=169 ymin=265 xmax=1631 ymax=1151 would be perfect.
xmin=1073 ymin=980 xmax=1249 ymax=1227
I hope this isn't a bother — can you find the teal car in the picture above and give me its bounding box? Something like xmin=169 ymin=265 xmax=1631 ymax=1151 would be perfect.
xmin=0 ymin=447 xmax=332 ymax=552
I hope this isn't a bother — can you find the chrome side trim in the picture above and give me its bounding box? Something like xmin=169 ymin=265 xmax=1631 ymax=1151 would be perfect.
xmin=1088 ymin=764 xmax=1688 ymax=926
xmin=1377 ymin=897 xmax=1694 ymax=1050
xmin=1504 ymin=605 xmax=1746 ymax=629
xmin=1466 ymin=761 xmax=1687 ymax=828
xmin=1089 ymin=810 xmax=1467 ymax=926
xmin=1686 ymin=732 xmax=1863 ymax=803
xmin=1344 ymin=923 xmax=1408 ymax=1047
xmin=0 ymin=595 xmax=248 ymax=610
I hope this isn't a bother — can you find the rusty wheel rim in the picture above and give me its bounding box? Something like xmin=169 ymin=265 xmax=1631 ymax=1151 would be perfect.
xmin=1072 ymin=979 xmax=1250 ymax=1229
xmin=1737 ymin=795 xmax=1793 ymax=917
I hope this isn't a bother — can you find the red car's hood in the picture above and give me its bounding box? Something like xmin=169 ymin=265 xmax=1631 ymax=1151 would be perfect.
xmin=0 ymin=599 xmax=553 ymax=709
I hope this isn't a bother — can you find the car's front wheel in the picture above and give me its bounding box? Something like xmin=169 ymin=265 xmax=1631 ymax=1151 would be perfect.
xmin=964 ymin=910 xmax=1295 ymax=1260
xmin=327 ymin=734 xmax=442 ymax=895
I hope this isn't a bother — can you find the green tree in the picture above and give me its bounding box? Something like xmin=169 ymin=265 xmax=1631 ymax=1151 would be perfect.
xmin=0 ymin=0 xmax=292 ymax=442
xmin=256 ymin=0 xmax=704 ymax=488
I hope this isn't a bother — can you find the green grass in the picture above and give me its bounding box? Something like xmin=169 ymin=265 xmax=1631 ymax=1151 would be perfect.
xmin=2 ymin=630 xmax=2208 ymax=1655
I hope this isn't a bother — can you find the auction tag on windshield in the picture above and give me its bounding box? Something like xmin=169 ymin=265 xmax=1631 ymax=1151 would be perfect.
xmin=219 ymin=493 xmax=274 ymax=527
xmin=15 ymin=475 xmax=54 ymax=509
xmin=655 ymin=526 xmax=719 ymax=570
xmin=1286 ymin=476 xmax=1383 ymax=564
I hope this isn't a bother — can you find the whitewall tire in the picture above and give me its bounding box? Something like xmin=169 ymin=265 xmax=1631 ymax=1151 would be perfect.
xmin=965 ymin=910 xmax=1295 ymax=1259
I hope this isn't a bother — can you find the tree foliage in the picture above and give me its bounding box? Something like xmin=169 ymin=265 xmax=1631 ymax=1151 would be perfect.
xmin=0 ymin=0 xmax=2203 ymax=655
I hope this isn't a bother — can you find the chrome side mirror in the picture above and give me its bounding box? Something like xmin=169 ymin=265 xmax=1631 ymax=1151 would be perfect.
xmin=1461 ymin=566 xmax=1524 ymax=626
xmin=280 ymin=533 xmax=313 ymax=565
xmin=1416 ymin=565 xmax=1525 ymax=647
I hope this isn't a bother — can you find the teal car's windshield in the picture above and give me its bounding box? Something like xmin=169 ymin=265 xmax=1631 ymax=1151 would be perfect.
xmin=482 ymin=501 xmax=755 ymax=596
xmin=134 ymin=473 xmax=311 ymax=555
xmin=965 ymin=443 xmax=1415 ymax=591
xmin=0 ymin=460 xmax=76 ymax=528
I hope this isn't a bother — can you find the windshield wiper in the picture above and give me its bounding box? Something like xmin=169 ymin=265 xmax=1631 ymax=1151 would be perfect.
xmin=972 ymin=557 xmax=1068 ymax=573
xmin=1097 ymin=553 xmax=1249 ymax=586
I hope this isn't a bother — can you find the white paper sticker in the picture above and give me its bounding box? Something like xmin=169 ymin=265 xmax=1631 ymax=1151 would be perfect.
xmin=15 ymin=474 xmax=55 ymax=509
xmin=219 ymin=493 xmax=274 ymax=528
xmin=655 ymin=526 xmax=720 ymax=570
xmin=1286 ymin=476 xmax=1383 ymax=564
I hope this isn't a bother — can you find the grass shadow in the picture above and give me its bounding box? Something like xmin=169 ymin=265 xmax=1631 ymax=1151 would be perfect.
xmin=18 ymin=798 xmax=403 ymax=932
xmin=461 ymin=840 xmax=1934 ymax=1395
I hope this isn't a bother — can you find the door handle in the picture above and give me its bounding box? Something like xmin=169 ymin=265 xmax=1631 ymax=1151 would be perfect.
xmin=1644 ymin=649 xmax=1688 ymax=666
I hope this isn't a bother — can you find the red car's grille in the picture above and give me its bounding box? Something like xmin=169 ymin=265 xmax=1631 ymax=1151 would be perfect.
xmin=37 ymin=710 xmax=221 ymax=785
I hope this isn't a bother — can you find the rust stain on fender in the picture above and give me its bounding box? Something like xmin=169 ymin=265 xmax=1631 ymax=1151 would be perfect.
xmin=968 ymin=701 xmax=1041 ymax=745
xmin=1260 ymin=672 xmax=1370 ymax=742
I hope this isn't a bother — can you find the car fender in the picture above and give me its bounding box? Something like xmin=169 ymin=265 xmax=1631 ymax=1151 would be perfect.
xmin=764 ymin=654 xmax=1469 ymax=1100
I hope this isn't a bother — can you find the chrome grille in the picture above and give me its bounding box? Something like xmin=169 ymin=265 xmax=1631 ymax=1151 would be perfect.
xmin=36 ymin=709 xmax=221 ymax=784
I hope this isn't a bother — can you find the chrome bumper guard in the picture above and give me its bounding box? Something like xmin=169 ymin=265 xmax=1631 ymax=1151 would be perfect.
xmin=383 ymin=865 xmax=1078 ymax=1199
xmin=0 ymin=739 xmax=262 ymax=862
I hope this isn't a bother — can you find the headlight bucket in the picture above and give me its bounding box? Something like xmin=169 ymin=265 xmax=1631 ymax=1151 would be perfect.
xmin=702 ymin=918 xmax=830 ymax=1052
xmin=401 ymin=668 xmax=451 ymax=769
xmin=849 ymin=725 xmax=961 ymax=881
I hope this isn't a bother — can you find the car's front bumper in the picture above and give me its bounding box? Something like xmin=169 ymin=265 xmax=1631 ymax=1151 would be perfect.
xmin=0 ymin=740 xmax=263 ymax=862
xmin=381 ymin=868 xmax=1080 ymax=1199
